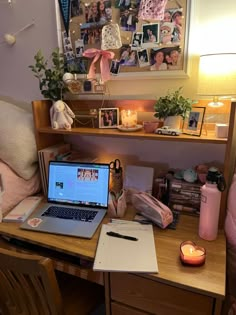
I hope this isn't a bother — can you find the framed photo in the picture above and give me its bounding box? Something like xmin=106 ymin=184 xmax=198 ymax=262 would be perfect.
xmin=99 ymin=108 xmax=119 ymax=128
xmin=182 ymin=107 xmax=206 ymax=137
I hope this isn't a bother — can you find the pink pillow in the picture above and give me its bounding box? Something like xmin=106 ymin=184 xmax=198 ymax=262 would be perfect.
xmin=0 ymin=161 xmax=41 ymax=214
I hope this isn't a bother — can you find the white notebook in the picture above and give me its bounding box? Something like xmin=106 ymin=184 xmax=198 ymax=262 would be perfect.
xmin=93 ymin=222 xmax=158 ymax=273
xmin=3 ymin=196 xmax=43 ymax=223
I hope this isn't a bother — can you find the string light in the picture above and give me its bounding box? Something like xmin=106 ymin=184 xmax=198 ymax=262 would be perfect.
xmin=0 ymin=0 xmax=12 ymax=5
xmin=0 ymin=20 xmax=35 ymax=46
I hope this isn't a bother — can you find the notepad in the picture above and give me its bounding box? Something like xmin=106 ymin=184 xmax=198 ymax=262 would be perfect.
xmin=3 ymin=196 xmax=43 ymax=223
xmin=93 ymin=222 xmax=158 ymax=273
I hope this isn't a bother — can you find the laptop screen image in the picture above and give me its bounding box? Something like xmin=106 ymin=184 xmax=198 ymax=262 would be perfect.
xmin=48 ymin=161 xmax=110 ymax=209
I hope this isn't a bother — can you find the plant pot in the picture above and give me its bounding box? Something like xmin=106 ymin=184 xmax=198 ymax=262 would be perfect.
xmin=164 ymin=116 xmax=182 ymax=129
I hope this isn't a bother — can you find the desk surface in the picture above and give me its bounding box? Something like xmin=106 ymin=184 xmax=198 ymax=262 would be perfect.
xmin=0 ymin=205 xmax=225 ymax=300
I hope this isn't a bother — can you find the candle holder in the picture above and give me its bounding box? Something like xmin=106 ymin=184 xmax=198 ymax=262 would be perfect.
xmin=180 ymin=241 xmax=206 ymax=266
xmin=121 ymin=110 xmax=137 ymax=128
xmin=118 ymin=110 xmax=142 ymax=132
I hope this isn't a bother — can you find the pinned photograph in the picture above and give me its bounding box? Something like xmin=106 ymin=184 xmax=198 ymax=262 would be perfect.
xmin=82 ymin=0 xmax=112 ymax=28
xmin=71 ymin=0 xmax=82 ymax=17
xmin=160 ymin=21 xmax=174 ymax=44
xmin=149 ymin=47 xmax=182 ymax=71
xmin=81 ymin=28 xmax=102 ymax=47
xmin=120 ymin=46 xmax=138 ymax=66
xmin=142 ymin=23 xmax=159 ymax=47
xmin=137 ymin=49 xmax=150 ymax=67
xmin=131 ymin=32 xmax=143 ymax=49
xmin=62 ymin=31 xmax=75 ymax=61
xmin=110 ymin=60 xmax=120 ymax=75
xmin=75 ymin=39 xmax=84 ymax=58
xmin=150 ymin=49 xmax=167 ymax=71
xmin=120 ymin=8 xmax=138 ymax=32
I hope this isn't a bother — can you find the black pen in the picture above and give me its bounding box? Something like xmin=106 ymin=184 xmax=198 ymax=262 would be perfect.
xmin=106 ymin=231 xmax=138 ymax=241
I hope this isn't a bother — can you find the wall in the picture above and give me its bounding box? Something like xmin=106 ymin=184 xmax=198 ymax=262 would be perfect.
xmin=0 ymin=0 xmax=58 ymax=105
xmin=0 ymin=0 xmax=236 ymax=102
xmin=0 ymin=0 xmax=235 ymax=171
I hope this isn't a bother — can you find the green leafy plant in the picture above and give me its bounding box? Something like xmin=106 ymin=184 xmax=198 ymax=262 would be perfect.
xmin=29 ymin=48 xmax=67 ymax=101
xmin=154 ymin=87 xmax=194 ymax=120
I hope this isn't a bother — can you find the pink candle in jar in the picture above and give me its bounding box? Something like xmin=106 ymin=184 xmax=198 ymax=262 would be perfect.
xmin=180 ymin=241 xmax=206 ymax=266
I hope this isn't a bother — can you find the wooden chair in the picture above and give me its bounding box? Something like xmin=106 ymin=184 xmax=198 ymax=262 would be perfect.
xmin=0 ymin=248 xmax=104 ymax=315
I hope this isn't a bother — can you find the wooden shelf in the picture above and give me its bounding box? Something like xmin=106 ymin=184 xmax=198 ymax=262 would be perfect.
xmin=32 ymin=99 xmax=236 ymax=228
xmin=38 ymin=126 xmax=227 ymax=144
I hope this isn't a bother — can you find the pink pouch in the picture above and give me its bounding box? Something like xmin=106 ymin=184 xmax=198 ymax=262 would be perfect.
xmin=108 ymin=189 xmax=127 ymax=218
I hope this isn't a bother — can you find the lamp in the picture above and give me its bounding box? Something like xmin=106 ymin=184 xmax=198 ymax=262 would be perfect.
xmin=197 ymin=53 xmax=236 ymax=107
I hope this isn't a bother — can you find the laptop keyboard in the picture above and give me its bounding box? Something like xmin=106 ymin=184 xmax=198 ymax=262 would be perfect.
xmin=42 ymin=206 xmax=98 ymax=222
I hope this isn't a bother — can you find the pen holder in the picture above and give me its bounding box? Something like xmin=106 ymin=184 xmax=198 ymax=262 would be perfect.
xmin=108 ymin=189 xmax=127 ymax=218
xmin=109 ymin=168 xmax=123 ymax=194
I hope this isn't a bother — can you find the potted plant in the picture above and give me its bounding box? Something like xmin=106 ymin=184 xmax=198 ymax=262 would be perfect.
xmin=29 ymin=48 xmax=67 ymax=101
xmin=154 ymin=87 xmax=193 ymax=129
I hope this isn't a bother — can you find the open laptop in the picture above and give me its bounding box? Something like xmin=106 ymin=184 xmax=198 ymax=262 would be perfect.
xmin=20 ymin=160 xmax=110 ymax=239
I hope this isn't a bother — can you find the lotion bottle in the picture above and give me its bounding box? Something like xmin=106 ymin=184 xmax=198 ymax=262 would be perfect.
xmin=199 ymin=167 xmax=226 ymax=241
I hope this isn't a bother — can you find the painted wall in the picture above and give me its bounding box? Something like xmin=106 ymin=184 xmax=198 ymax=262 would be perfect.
xmin=1 ymin=0 xmax=235 ymax=105
xmin=0 ymin=0 xmax=235 ymax=171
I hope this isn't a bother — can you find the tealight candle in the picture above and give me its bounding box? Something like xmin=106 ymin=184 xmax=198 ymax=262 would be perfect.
xmin=121 ymin=110 xmax=137 ymax=128
xmin=180 ymin=241 xmax=206 ymax=266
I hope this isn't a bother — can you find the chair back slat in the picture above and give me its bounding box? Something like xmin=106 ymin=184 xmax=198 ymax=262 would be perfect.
xmin=0 ymin=248 xmax=65 ymax=315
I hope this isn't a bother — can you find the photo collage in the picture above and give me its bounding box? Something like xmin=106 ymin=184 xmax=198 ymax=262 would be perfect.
xmin=63 ymin=0 xmax=187 ymax=74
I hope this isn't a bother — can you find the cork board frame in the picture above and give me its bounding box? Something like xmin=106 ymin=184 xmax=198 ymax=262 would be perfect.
xmin=55 ymin=0 xmax=193 ymax=80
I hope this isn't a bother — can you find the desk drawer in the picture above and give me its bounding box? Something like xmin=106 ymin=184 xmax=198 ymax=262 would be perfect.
xmin=111 ymin=302 xmax=149 ymax=315
xmin=110 ymin=273 xmax=213 ymax=315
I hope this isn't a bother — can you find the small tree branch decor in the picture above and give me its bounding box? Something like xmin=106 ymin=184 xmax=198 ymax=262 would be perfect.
xmin=29 ymin=48 xmax=67 ymax=101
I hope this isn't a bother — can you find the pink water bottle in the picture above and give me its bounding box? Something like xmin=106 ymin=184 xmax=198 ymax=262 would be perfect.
xmin=199 ymin=167 xmax=226 ymax=241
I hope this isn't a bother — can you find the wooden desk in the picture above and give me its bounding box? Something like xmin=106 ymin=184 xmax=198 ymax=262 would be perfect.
xmin=0 ymin=207 xmax=225 ymax=315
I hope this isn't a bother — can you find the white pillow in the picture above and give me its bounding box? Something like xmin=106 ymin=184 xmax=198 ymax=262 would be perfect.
xmin=0 ymin=161 xmax=41 ymax=214
xmin=0 ymin=100 xmax=38 ymax=180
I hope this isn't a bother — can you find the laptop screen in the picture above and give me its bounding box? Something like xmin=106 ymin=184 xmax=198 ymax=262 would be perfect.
xmin=48 ymin=161 xmax=110 ymax=209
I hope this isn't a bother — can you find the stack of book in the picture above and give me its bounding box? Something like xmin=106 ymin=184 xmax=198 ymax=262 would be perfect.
xmin=168 ymin=178 xmax=202 ymax=216
xmin=38 ymin=143 xmax=97 ymax=196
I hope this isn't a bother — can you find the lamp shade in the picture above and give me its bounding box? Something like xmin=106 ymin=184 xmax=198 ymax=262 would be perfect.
xmin=197 ymin=53 xmax=236 ymax=97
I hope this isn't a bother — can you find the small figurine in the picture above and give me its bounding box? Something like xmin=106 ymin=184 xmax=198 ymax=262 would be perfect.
xmin=183 ymin=168 xmax=198 ymax=183
xmin=50 ymin=100 xmax=75 ymax=130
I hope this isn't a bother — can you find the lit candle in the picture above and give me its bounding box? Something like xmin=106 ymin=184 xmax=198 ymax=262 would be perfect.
xmin=121 ymin=110 xmax=137 ymax=128
xmin=180 ymin=241 xmax=206 ymax=266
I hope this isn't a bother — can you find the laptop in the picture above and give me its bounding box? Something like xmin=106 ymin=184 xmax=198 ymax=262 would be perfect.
xmin=20 ymin=160 xmax=110 ymax=239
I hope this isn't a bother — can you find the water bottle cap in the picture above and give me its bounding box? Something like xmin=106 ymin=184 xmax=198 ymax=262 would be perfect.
xmin=206 ymin=167 xmax=226 ymax=191
xmin=206 ymin=167 xmax=219 ymax=183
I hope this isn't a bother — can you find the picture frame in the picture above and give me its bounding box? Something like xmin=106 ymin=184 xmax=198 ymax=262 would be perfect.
xmin=182 ymin=107 xmax=206 ymax=137
xmin=99 ymin=108 xmax=119 ymax=128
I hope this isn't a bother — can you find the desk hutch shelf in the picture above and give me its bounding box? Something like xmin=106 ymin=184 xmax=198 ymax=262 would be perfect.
xmin=32 ymin=100 xmax=236 ymax=228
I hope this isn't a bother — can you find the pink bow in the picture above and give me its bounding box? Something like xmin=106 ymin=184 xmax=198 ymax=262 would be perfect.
xmin=83 ymin=48 xmax=115 ymax=82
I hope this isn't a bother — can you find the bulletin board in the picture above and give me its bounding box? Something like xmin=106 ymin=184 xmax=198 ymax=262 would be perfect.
xmin=56 ymin=0 xmax=192 ymax=79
